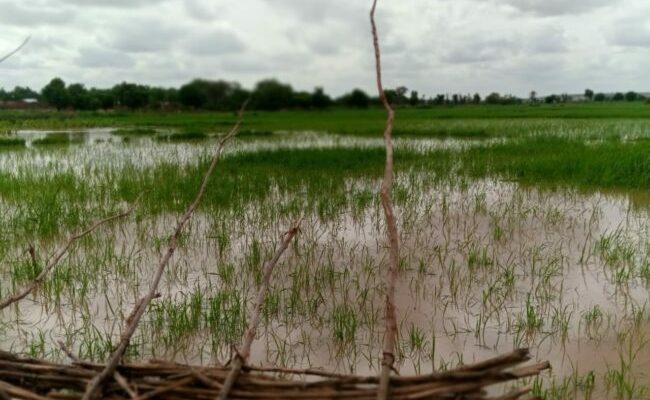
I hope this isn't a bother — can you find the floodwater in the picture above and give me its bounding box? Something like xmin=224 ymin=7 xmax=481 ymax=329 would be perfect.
xmin=0 ymin=132 xmax=649 ymax=398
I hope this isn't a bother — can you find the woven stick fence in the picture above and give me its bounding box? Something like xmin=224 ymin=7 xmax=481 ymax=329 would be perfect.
xmin=0 ymin=349 xmax=549 ymax=400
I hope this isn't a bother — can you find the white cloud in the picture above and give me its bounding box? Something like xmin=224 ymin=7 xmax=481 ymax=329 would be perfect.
xmin=0 ymin=0 xmax=647 ymax=97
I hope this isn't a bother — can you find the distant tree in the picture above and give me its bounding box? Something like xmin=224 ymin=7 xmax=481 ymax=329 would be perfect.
xmin=252 ymin=79 xmax=294 ymax=111
xmin=594 ymin=93 xmax=606 ymax=102
xmin=292 ymin=91 xmax=313 ymax=108
xmin=113 ymin=82 xmax=149 ymax=110
xmin=9 ymin=86 xmax=39 ymax=101
xmin=625 ymin=91 xmax=639 ymax=102
xmin=340 ymin=89 xmax=370 ymax=109
xmin=472 ymin=93 xmax=481 ymax=104
xmin=409 ymin=90 xmax=419 ymax=106
xmin=432 ymin=94 xmax=445 ymax=105
xmin=545 ymin=94 xmax=559 ymax=104
xmin=613 ymin=92 xmax=625 ymax=101
xmin=485 ymin=92 xmax=502 ymax=105
xmin=178 ymin=79 xmax=242 ymax=110
xmin=395 ymin=86 xmax=408 ymax=105
xmin=178 ymin=80 xmax=207 ymax=108
xmin=584 ymin=89 xmax=594 ymax=101
xmin=41 ymin=78 xmax=69 ymax=110
xmin=529 ymin=91 xmax=537 ymax=103
xmin=90 ymin=89 xmax=115 ymax=110
xmin=67 ymin=83 xmax=90 ymax=110
xmin=311 ymin=87 xmax=332 ymax=109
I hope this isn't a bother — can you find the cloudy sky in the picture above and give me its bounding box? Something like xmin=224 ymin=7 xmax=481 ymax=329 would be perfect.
xmin=1 ymin=0 xmax=649 ymax=97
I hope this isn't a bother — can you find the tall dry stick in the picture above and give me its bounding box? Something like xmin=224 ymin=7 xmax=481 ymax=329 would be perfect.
xmin=370 ymin=1 xmax=399 ymax=400
xmin=0 ymin=198 xmax=141 ymax=311
xmin=0 ymin=37 xmax=30 ymax=64
xmin=217 ymin=217 xmax=303 ymax=400
xmin=82 ymin=105 xmax=247 ymax=400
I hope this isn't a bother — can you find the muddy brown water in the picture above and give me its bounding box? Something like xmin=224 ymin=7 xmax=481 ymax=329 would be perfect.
xmin=0 ymin=137 xmax=649 ymax=398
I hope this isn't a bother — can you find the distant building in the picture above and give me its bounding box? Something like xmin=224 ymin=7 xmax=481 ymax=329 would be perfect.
xmin=0 ymin=99 xmax=45 ymax=109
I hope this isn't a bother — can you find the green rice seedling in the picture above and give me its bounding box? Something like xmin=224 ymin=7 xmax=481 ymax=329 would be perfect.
xmin=467 ymin=246 xmax=494 ymax=271
xmin=149 ymin=291 xmax=204 ymax=346
xmin=32 ymin=133 xmax=82 ymax=146
xmin=605 ymin=363 xmax=649 ymax=400
xmin=78 ymin=327 xmax=115 ymax=361
xmin=596 ymin=230 xmax=635 ymax=269
xmin=550 ymin=305 xmax=572 ymax=344
xmin=582 ymin=305 xmax=604 ymax=338
xmin=517 ymin=294 xmax=544 ymax=337
xmin=207 ymin=289 xmax=246 ymax=348
xmin=0 ymin=137 xmax=26 ymax=147
xmin=263 ymin=288 xmax=281 ymax=322
xmin=216 ymin=262 xmax=236 ymax=286
xmin=604 ymin=331 xmax=649 ymax=400
xmin=407 ymin=323 xmax=427 ymax=355
xmin=532 ymin=370 xmax=596 ymax=400
xmin=244 ymin=240 xmax=263 ymax=285
xmin=26 ymin=330 xmax=47 ymax=359
xmin=157 ymin=130 xmax=208 ymax=141
xmin=111 ymin=128 xmax=157 ymax=136
xmin=237 ymin=129 xmax=274 ymax=137
xmin=639 ymin=261 xmax=650 ymax=282
xmin=10 ymin=257 xmax=41 ymax=287
xmin=330 ymin=304 xmax=357 ymax=345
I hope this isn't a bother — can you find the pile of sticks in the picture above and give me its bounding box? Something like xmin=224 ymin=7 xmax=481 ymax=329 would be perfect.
xmin=0 ymin=349 xmax=549 ymax=400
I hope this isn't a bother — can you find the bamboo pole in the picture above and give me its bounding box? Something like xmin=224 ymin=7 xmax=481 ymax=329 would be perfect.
xmin=0 ymin=37 xmax=30 ymax=64
xmin=369 ymin=1 xmax=400 ymax=399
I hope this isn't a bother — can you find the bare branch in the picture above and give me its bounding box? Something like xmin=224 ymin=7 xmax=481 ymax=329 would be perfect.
xmin=0 ymin=196 xmax=142 ymax=311
xmin=217 ymin=217 xmax=303 ymax=400
xmin=0 ymin=37 xmax=30 ymax=64
xmin=369 ymin=1 xmax=400 ymax=400
xmin=81 ymin=103 xmax=248 ymax=400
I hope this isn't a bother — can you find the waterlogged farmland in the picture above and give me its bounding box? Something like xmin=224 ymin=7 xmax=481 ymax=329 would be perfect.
xmin=1 ymin=109 xmax=649 ymax=399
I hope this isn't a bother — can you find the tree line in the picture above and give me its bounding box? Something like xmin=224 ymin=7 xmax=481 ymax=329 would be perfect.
xmin=1 ymin=78 xmax=647 ymax=111
xmin=1 ymin=78 xmax=373 ymax=111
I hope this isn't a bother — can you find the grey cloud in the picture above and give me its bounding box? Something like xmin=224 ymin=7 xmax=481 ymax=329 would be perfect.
xmin=0 ymin=1 xmax=73 ymax=26
xmin=1 ymin=0 xmax=649 ymax=98
xmin=56 ymin=0 xmax=167 ymax=7
xmin=442 ymin=37 xmax=521 ymax=64
xmin=526 ymin=26 xmax=568 ymax=53
xmin=183 ymin=29 xmax=245 ymax=55
xmin=111 ymin=20 xmax=185 ymax=53
xmin=182 ymin=0 xmax=220 ymax=21
xmin=264 ymin=0 xmax=366 ymax=23
xmin=76 ymin=47 xmax=135 ymax=68
xmin=499 ymin=0 xmax=611 ymax=16
xmin=610 ymin=18 xmax=650 ymax=48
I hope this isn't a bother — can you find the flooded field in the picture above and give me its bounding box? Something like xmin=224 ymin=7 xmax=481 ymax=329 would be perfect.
xmin=0 ymin=129 xmax=649 ymax=399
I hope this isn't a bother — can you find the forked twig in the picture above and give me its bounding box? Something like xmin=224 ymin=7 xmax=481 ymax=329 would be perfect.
xmin=217 ymin=217 xmax=303 ymax=400
xmin=81 ymin=103 xmax=248 ymax=400
xmin=0 ymin=196 xmax=142 ymax=311
xmin=369 ymin=1 xmax=400 ymax=400
xmin=0 ymin=37 xmax=30 ymax=64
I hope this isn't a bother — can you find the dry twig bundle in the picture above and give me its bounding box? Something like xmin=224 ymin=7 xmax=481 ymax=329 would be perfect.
xmin=0 ymin=349 xmax=548 ymax=400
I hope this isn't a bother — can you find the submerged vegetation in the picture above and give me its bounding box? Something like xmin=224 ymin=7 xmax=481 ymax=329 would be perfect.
xmin=1 ymin=105 xmax=649 ymax=399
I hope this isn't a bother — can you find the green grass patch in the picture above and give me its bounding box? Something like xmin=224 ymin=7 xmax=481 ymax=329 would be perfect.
xmin=111 ymin=128 xmax=157 ymax=136
xmin=32 ymin=133 xmax=83 ymax=146
xmin=156 ymin=130 xmax=208 ymax=141
xmin=0 ymin=137 xmax=26 ymax=147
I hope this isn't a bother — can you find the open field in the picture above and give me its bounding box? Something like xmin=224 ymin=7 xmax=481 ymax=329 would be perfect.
xmin=1 ymin=105 xmax=649 ymax=399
